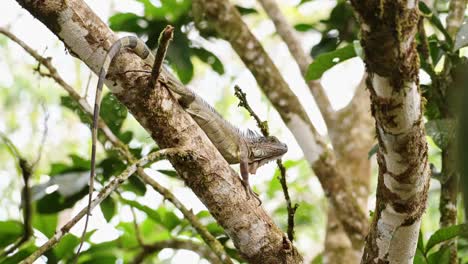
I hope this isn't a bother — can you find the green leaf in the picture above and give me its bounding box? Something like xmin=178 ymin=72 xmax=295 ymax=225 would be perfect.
xmin=235 ymin=5 xmax=257 ymax=15
xmin=427 ymin=246 xmax=451 ymax=264
xmin=414 ymin=248 xmax=427 ymax=264
xmin=426 ymin=224 xmax=468 ymax=253
xmin=109 ymin=13 xmax=146 ymax=34
xmin=118 ymin=131 xmax=134 ymax=144
xmin=157 ymin=169 xmax=178 ymax=178
xmin=32 ymin=213 xmax=58 ymax=237
xmin=206 ymin=222 xmax=225 ymax=236
xmin=311 ymin=34 xmax=339 ymax=58
xmin=122 ymin=175 xmax=147 ymax=196
xmin=0 ymin=242 xmax=37 ymax=264
xmin=61 ymin=96 xmax=92 ymax=125
xmin=368 ymin=144 xmax=378 ymax=159
xmin=116 ymin=222 xmax=139 ymax=249
xmin=53 ymin=234 xmax=80 ymax=259
xmin=419 ymin=2 xmax=452 ymax=47
xmin=294 ymin=23 xmax=315 ymax=32
xmin=36 ymin=188 xmax=88 ymax=214
xmin=100 ymin=196 xmax=117 ymax=222
xmin=191 ymin=48 xmax=225 ymax=75
xmin=307 ymin=43 xmax=357 ymax=80
xmin=454 ymin=19 xmax=468 ymax=51
xmin=49 ymin=154 xmax=89 ymax=176
xmin=298 ymin=0 xmax=314 ymax=5
xmin=417 ymin=230 xmax=425 ymax=252
xmin=195 ymin=210 xmax=212 ymax=219
xmin=100 ymin=93 xmax=127 ymax=134
xmin=0 ymin=221 xmax=23 ymax=248
xmin=120 ymin=198 xmax=162 ymax=223
xmin=99 ymin=156 xmax=126 ymax=180
xmin=311 ymin=253 xmax=323 ymax=264
xmin=167 ymin=36 xmax=194 ymax=84
xmin=425 ymin=119 xmax=456 ymax=149
xmin=156 ymin=207 xmax=181 ymax=231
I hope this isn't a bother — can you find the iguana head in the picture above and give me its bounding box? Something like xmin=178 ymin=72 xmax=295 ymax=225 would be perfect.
xmin=248 ymin=136 xmax=288 ymax=174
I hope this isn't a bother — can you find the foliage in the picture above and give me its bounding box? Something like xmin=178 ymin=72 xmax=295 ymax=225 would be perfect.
xmin=1 ymin=0 xmax=467 ymax=263
xmin=109 ymin=0 xmax=224 ymax=84
xmin=414 ymin=224 xmax=468 ymax=264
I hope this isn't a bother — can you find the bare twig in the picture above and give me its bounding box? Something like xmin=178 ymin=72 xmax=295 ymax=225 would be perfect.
xmin=20 ymin=148 xmax=183 ymax=264
xmin=130 ymin=201 xmax=145 ymax=246
xmin=83 ymin=72 xmax=92 ymax=99
xmin=0 ymin=135 xmax=33 ymax=256
xmin=32 ymin=102 xmax=49 ymax=168
xmin=150 ymin=25 xmax=174 ymax=89
xmin=234 ymin=85 xmax=298 ymax=241
xmin=0 ymin=28 xmax=232 ymax=264
xmin=132 ymin=239 xmax=223 ymax=264
xmin=234 ymin=85 xmax=269 ymax=135
xmin=277 ymin=159 xmax=298 ymax=241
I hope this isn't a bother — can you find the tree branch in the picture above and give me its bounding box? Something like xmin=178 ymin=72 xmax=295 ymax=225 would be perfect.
xmin=257 ymin=0 xmax=334 ymax=125
xmin=149 ymin=25 xmax=174 ymax=89
xmin=350 ymin=1 xmax=430 ymax=262
xmin=234 ymin=85 xmax=298 ymax=242
xmin=193 ymin=0 xmax=368 ymax=248
xmin=20 ymin=148 xmax=184 ymax=264
xmin=0 ymin=27 xmax=233 ymax=264
xmin=0 ymin=134 xmax=33 ymax=257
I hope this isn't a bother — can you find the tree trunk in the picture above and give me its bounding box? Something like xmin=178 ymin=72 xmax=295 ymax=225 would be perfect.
xmin=14 ymin=0 xmax=303 ymax=262
xmin=192 ymin=0 xmax=369 ymax=248
xmin=350 ymin=1 xmax=431 ymax=263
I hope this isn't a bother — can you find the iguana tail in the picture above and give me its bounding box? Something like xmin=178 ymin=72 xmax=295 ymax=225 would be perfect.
xmin=76 ymin=36 xmax=154 ymax=260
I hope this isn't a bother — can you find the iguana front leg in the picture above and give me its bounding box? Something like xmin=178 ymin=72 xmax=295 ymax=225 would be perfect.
xmin=240 ymin=143 xmax=262 ymax=205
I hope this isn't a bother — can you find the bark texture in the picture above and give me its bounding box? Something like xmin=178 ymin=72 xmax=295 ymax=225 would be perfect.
xmin=350 ymin=1 xmax=431 ymax=263
xmin=14 ymin=0 xmax=302 ymax=262
xmin=324 ymin=80 xmax=373 ymax=264
xmin=192 ymin=0 xmax=369 ymax=248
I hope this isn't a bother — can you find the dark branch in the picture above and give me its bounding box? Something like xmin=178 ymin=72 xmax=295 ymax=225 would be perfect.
xmin=150 ymin=25 xmax=174 ymax=88
xmin=234 ymin=85 xmax=298 ymax=241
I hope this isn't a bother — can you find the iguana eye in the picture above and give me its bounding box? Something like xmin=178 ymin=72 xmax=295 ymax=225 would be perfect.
xmin=253 ymin=149 xmax=264 ymax=157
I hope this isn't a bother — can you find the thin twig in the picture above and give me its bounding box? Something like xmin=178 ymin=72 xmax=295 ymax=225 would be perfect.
xmin=19 ymin=148 xmax=184 ymax=264
xmin=277 ymin=159 xmax=298 ymax=241
xmin=0 ymin=136 xmax=33 ymax=256
xmin=234 ymin=85 xmax=269 ymax=135
xmin=83 ymin=72 xmax=93 ymax=99
xmin=150 ymin=25 xmax=174 ymax=88
xmin=32 ymin=102 xmax=49 ymax=168
xmin=130 ymin=202 xmax=145 ymax=246
xmin=0 ymin=28 xmax=233 ymax=264
xmin=233 ymin=85 xmax=298 ymax=241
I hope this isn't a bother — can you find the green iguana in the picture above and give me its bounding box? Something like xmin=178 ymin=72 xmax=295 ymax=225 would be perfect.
xmin=90 ymin=35 xmax=287 ymax=202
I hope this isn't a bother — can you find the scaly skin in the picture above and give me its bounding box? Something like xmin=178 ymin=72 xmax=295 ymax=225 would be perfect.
xmin=91 ymin=36 xmax=288 ymax=203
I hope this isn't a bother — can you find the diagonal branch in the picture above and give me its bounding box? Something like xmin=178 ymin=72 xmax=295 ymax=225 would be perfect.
xmin=257 ymin=0 xmax=334 ymax=125
xmin=193 ymin=0 xmax=368 ymax=248
xmin=20 ymin=148 xmax=184 ymax=264
xmin=0 ymin=27 xmax=233 ymax=264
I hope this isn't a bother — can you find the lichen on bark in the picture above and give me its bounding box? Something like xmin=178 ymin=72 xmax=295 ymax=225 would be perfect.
xmin=350 ymin=0 xmax=431 ymax=263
